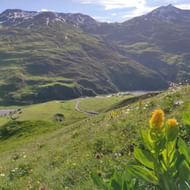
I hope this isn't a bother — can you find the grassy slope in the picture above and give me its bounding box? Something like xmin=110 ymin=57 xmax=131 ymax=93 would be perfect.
xmin=19 ymin=100 xmax=86 ymax=126
xmin=0 ymin=24 xmax=123 ymax=104
xmin=0 ymin=100 xmax=86 ymax=126
xmin=0 ymin=21 xmax=170 ymax=105
xmin=78 ymin=96 xmax=130 ymax=112
xmin=0 ymin=87 xmax=190 ymax=189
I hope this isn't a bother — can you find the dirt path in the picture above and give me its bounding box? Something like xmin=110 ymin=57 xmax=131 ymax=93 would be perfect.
xmin=0 ymin=109 xmax=16 ymax=116
xmin=75 ymin=99 xmax=98 ymax=115
xmin=75 ymin=91 xmax=160 ymax=115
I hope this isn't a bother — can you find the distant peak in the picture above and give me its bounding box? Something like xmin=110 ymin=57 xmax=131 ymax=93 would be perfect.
xmin=163 ymin=4 xmax=179 ymax=9
xmin=2 ymin=9 xmax=23 ymax=13
xmin=1 ymin=9 xmax=36 ymax=15
xmin=0 ymin=9 xmax=37 ymax=20
xmin=149 ymin=4 xmax=181 ymax=17
xmin=0 ymin=9 xmax=37 ymax=26
xmin=167 ymin=4 xmax=174 ymax=7
xmin=157 ymin=4 xmax=179 ymax=11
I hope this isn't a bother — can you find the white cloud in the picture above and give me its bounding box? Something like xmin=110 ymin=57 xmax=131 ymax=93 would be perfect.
xmin=39 ymin=9 xmax=55 ymax=12
xmin=153 ymin=0 xmax=180 ymax=2
xmin=111 ymin=13 xmax=117 ymax=16
xmin=78 ymin=0 xmax=148 ymax=10
xmin=175 ymin=3 xmax=190 ymax=9
xmin=92 ymin=16 xmax=110 ymax=22
xmin=77 ymin=0 xmax=157 ymax=20
xmin=40 ymin=9 xmax=49 ymax=12
xmin=76 ymin=0 xmax=190 ymax=22
xmin=123 ymin=6 xmax=157 ymax=20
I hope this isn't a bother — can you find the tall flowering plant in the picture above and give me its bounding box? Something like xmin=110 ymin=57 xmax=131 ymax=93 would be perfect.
xmin=129 ymin=109 xmax=190 ymax=190
xmin=92 ymin=109 xmax=190 ymax=190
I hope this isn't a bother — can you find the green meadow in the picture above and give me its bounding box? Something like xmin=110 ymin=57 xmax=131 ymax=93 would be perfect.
xmin=0 ymin=87 xmax=189 ymax=189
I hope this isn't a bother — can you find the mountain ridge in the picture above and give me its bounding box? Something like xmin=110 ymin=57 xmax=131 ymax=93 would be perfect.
xmin=0 ymin=5 xmax=190 ymax=104
xmin=1 ymin=4 xmax=188 ymax=25
xmin=0 ymin=8 xmax=98 ymax=27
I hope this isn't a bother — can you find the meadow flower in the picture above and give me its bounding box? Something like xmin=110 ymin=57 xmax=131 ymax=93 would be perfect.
xmin=114 ymin=153 xmax=118 ymax=157
xmin=174 ymin=100 xmax=184 ymax=106
xmin=149 ymin=109 xmax=164 ymax=129
xmin=167 ymin=118 xmax=178 ymax=127
xmin=166 ymin=118 xmax=179 ymax=141
xmin=0 ymin=173 xmax=5 ymax=177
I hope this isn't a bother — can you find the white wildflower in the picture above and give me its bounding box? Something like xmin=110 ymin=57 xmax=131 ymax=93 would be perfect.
xmin=0 ymin=173 xmax=5 ymax=177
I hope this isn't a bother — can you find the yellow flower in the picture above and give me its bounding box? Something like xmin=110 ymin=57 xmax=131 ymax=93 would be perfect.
xmin=166 ymin=118 xmax=179 ymax=141
xmin=149 ymin=109 xmax=164 ymax=129
xmin=167 ymin=118 xmax=178 ymax=127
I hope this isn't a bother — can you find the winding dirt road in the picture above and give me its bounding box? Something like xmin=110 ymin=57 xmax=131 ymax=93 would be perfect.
xmin=75 ymin=99 xmax=98 ymax=115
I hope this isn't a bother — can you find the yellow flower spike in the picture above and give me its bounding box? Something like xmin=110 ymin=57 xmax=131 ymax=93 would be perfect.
xmin=149 ymin=109 xmax=165 ymax=129
xmin=167 ymin=118 xmax=178 ymax=128
xmin=166 ymin=118 xmax=179 ymax=141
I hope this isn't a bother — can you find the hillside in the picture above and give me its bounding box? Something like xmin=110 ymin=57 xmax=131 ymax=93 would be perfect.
xmin=1 ymin=5 xmax=190 ymax=104
xmin=86 ymin=5 xmax=190 ymax=82
xmin=0 ymin=85 xmax=189 ymax=189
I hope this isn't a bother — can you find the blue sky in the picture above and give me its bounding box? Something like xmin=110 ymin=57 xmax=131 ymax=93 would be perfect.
xmin=1 ymin=0 xmax=190 ymax=22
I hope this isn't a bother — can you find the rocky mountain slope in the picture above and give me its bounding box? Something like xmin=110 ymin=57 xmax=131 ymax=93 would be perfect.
xmin=0 ymin=5 xmax=190 ymax=104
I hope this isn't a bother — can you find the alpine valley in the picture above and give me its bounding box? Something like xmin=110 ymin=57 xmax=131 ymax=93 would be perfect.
xmin=0 ymin=4 xmax=190 ymax=104
xmin=1 ymin=4 xmax=190 ymax=190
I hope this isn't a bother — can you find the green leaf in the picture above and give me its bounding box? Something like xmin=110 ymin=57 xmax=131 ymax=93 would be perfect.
xmin=111 ymin=179 xmax=121 ymax=190
xmin=174 ymin=153 xmax=185 ymax=170
xmin=141 ymin=129 xmax=153 ymax=151
xmin=159 ymin=173 xmax=178 ymax=190
xmin=183 ymin=112 xmax=190 ymax=126
xmin=178 ymin=138 xmax=190 ymax=164
xmin=178 ymin=161 xmax=190 ymax=182
xmin=161 ymin=142 xmax=176 ymax=167
xmin=127 ymin=165 xmax=158 ymax=185
xmin=123 ymin=171 xmax=134 ymax=190
xmin=134 ymin=148 xmax=154 ymax=169
xmin=122 ymin=180 xmax=128 ymax=190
